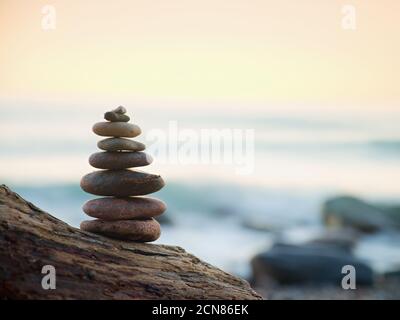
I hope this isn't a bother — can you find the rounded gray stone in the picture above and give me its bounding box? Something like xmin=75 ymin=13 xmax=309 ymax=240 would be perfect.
xmin=97 ymin=138 xmax=145 ymax=152
xmin=80 ymin=169 xmax=165 ymax=196
xmin=92 ymin=122 xmax=141 ymax=138
xmin=104 ymin=111 xmax=130 ymax=122
xmin=112 ymin=106 xmax=127 ymax=114
xmin=89 ymin=152 xmax=153 ymax=169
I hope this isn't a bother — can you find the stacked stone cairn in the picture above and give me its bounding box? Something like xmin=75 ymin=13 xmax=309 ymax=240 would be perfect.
xmin=80 ymin=106 xmax=166 ymax=242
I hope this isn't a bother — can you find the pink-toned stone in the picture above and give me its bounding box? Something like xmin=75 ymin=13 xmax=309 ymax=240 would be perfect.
xmin=80 ymin=218 xmax=161 ymax=242
xmin=83 ymin=197 xmax=166 ymax=220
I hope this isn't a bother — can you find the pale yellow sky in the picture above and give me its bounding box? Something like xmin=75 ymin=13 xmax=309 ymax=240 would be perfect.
xmin=0 ymin=0 xmax=399 ymax=110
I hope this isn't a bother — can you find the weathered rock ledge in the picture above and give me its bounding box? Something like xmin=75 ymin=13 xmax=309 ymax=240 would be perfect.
xmin=0 ymin=185 xmax=262 ymax=300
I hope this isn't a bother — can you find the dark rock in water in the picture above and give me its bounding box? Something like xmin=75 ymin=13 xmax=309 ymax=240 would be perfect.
xmin=306 ymin=228 xmax=360 ymax=252
xmin=322 ymin=196 xmax=392 ymax=233
xmin=377 ymin=204 xmax=400 ymax=229
xmin=251 ymin=243 xmax=374 ymax=286
xmin=97 ymin=137 xmax=145 ymax=152
xmin=383 ymin=268 xmax=400 ymax=280
xmin=89 ymin=151 xmax=152 ymax=169
xmin=80 ymin=218 xmax=161 ymax=242
xmin=80 ymin=169 xmax=165 ymax=196
xmin=104 ymin=111 xmax=130 ymax=122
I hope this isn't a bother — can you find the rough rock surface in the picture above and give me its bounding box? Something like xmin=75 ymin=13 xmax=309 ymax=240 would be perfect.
xmin=322 ymin=196 xmax=394 ymax=232
xmin=0 ymin=185 xmax=262 ymax=300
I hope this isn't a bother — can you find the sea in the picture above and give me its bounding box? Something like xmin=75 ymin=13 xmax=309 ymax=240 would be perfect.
xmin=1 ymin=101 xmax=400 ymax=278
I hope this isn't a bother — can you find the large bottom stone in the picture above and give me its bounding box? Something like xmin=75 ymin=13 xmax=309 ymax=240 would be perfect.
xmin=80 ymin=169 xmax=165 ymax=196
xmin=83 ymin=197 xmax=166 ymax=220
xmin=80 ymin=218 xmax=161 ymax=242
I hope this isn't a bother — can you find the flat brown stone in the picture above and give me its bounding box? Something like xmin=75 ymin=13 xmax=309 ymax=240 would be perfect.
xmin=80 ymin=169 xmax=165 ymax=196
xmin=89 ymin=152 xmax=152 ymax=169
xmin=83 ymin=197 xmax=166 ymax=220
xmin=80 ymin=218 xmax=161 ymax=242
xmin=97 ymin=138 xmax=145 ymax=152
xmin=93 ymin=122 xmax=141 ymax=137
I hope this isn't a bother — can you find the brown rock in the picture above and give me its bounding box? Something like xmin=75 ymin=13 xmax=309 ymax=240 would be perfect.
xmin=80 ymin=218 xmax=161 ymax=242
xmin=104 ymin=112 xmax=130 ymax=122
xmin=97 ymin=137 xmax=145 ymax=152
xmin=80 ymin=169 xmax=165 ymax=196
xmin=93 ymin=122 xmax=141 ymax=138
xmin=83 ymin=197 xmax=166 ymax=220
xmin=89 ymin=152 xmax=152 ymax=169
xmin=0 ymin=184 xmax=263 ymax=300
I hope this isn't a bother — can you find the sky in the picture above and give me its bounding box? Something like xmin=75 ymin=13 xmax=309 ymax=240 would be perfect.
xmin=0 ymin=0 xmax=399 ymax=112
